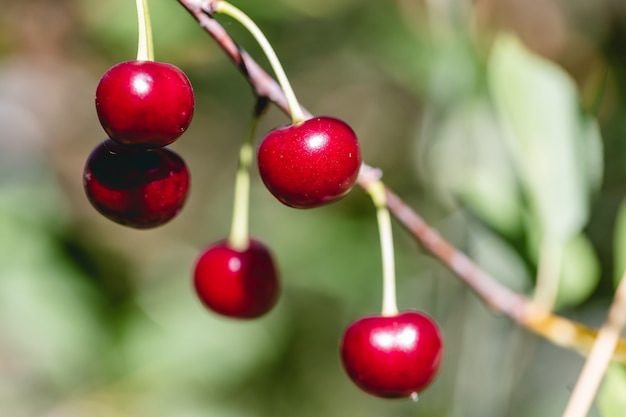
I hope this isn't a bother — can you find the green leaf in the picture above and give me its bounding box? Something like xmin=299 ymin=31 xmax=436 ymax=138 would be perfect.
xmin=613 ymin=197 xmax=626 ymax=287
xmin=488 ymin=33 xmax=602 ymax=241
xmin=0 ymin=183 xmax=106 ymax=392
xmin=599 ymin=364 xmax=626 ymax=417
xmin=424 ymin=99 xmax=524 ymax=237
xmin=122 ymin=257 xmax=290 ymax=394
xmin=467 ymin=221 xmax=531 ymax=293
xmin=555 ymin=233 xmax=600 ymax=309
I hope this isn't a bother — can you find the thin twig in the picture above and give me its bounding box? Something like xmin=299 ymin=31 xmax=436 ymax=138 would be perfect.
xmin=561 ymin=269 xmax=626 ymax=417
xmin=175 ymin=0 xmax=626 ymax=363
xmin=177 ymin=0 xmax=298 ymax=117
xmin=533 ymin=239 xmax=563 ymax=312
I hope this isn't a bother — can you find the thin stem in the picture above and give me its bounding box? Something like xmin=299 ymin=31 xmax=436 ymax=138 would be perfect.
xmin=214 ymin=1 xmax=305 ymax=124
xmin=533 ymin=239 xmax=563 ymax=312
xmin=561 ymin=269 xmax=626 ymax=417
xmin=365 ymin=177 xmax=399 ymax=317
xmin=228 ymin=98 xmax=267 ymax=251
xmin=136 ymin=0 xmax=154 ymax=61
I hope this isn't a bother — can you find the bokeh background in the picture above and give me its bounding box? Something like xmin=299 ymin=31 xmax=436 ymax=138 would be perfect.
xmin=1 ymin=0 xmax=626 ymax=416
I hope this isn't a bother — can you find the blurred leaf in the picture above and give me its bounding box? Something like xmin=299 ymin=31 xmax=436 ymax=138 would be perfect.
xmin=467 ymin=220 xmax=531 ymax=293
xmin=579 ymin=117 xmax=604 ymax=195
xmin=251 ymin=199 xmax=384 ymax=307
xmin=80 ymin=0 xmax=205 ymax=61
xmin=488 ymin=33 xmax=602 ymax=241
xmin=0 ymin=182 xmax=106 ymax=398
xmin=426 ymin=38 xmax=482 ymax=106
xmin=522 ymin=217 xmax=600 ymax=309
xmin=357 ymin=7 xmax=431 ymax=97
xmin=122 ymin=258 xmax=289 ymax=396
xmin=278 ymin=0 xmax=361 ymax=18
xmin=613 ymin=197 xmax=626 ymax=286
xmin=599 ymin=364 xmax=626 ymax=417
xmin=424 ymin=99 xmax=524 ymax=237
xmin=555 ymin=233 xmax=600 ymax=309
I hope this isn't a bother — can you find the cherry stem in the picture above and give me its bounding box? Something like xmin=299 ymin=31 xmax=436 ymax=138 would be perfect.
xmin=365 ymin=178 xmax=399 ymax=317
xmin=135 ymin=0 xmax=154 ymax=61
xmin=228 ymin=97 xmax=268 ymax=251
xmin=213 ymin=1 xmax=306 ymax=124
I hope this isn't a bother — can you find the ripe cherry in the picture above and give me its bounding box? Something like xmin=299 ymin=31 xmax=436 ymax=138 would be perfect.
xmin=95 ymin=60 xmax=195 ymax=148
xmin=193 ymin=239 xmax=280 ymax=319
xmin=340 ymin=311 xmax=443 ymax=399
xmin=257 ymin=116 xmax=361 ymax=209
xmin=83 ymin=139 xmax=190 ymax=229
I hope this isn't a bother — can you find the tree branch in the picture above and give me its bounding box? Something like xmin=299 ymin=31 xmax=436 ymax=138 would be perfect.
xmin=175 ymin=0 xmax=626 ymax=363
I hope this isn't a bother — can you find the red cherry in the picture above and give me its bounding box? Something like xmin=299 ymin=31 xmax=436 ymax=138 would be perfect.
xmin=95 ymin=60 xmax=195 ymax=148
xmin=193 ymin=239 xmax=280 ymax=319
xmin=340 ymin=311 xmax=443 ymax=398
xmin=83 ymin=139 xmax=190 ymax=229
xmin=257 ymin=116 xmax=361 ymax=209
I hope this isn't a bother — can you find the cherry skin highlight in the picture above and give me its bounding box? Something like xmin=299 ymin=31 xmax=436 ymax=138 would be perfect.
xmin=83 ymin=139 xmax=190 ymax=229
xmin=95 ymin=60 xmax=195 ymax=148
xmin=193 ymin=239 xmax=280 ymax=319
xmin=257 ymin=116 xmax=361 ymax=209
xmin=340 ymin=311 xmax=443 ymax=399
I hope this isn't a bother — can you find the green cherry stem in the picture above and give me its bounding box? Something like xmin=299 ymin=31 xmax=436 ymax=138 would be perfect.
xmin=366 ymin=179 xmax=399 ymax=317
xmin=214 ymin=1 xmax=306 ymax=124
xmin=135 ymin=0 xmax=154 ymax=61
xmin=228 ymin=98 xmax=268 ymax=251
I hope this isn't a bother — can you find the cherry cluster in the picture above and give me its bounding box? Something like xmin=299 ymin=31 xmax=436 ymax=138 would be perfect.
xmin=83 ymin=0 xmax=444 ymax=402
xmin=84 ymin=60 xmax=194 ymax=228
xmin=194 ymin=114 xmax=363 ymax=319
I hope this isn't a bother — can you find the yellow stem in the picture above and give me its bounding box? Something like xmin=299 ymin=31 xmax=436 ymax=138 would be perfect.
xmin=523 ymin=307 xmax=626 ymax=364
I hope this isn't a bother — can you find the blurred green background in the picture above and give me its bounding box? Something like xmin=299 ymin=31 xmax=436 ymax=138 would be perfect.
xmin=1 ymin=0 xmax=626 ymax=416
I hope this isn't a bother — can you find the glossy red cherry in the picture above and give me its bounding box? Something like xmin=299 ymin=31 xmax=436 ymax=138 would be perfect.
xmin=257 ymin=116 xmax=361 ymax=209
xmin=83 ymin=139 xmax=190 ymax=228
xmin=193 ymin=239 xmax=280 ymax=319
xmin=95 ymin=60 xmax=195 ymax=148
xmin=340 ymin=311 xmax=443 ymax=398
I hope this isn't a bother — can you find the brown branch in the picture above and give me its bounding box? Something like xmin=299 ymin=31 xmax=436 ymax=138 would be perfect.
xmin=175 ymin=0 xmax=626 ymax=363
xmin=177 ymin=0 xmax=297 ymax=117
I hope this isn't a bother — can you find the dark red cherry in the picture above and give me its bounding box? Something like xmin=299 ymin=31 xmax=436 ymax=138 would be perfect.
xmin=193 ymin=239 xmax=280 ymax=319
xmin=340 ymin=311 xmax=443 ymax=399
xmin=257 ymin=116 xmax=361 ymax=209
xmin=83 ymin=139 xmax=190 ymax=228
xmin=95 ymin=60 xmax=195 ymax=148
